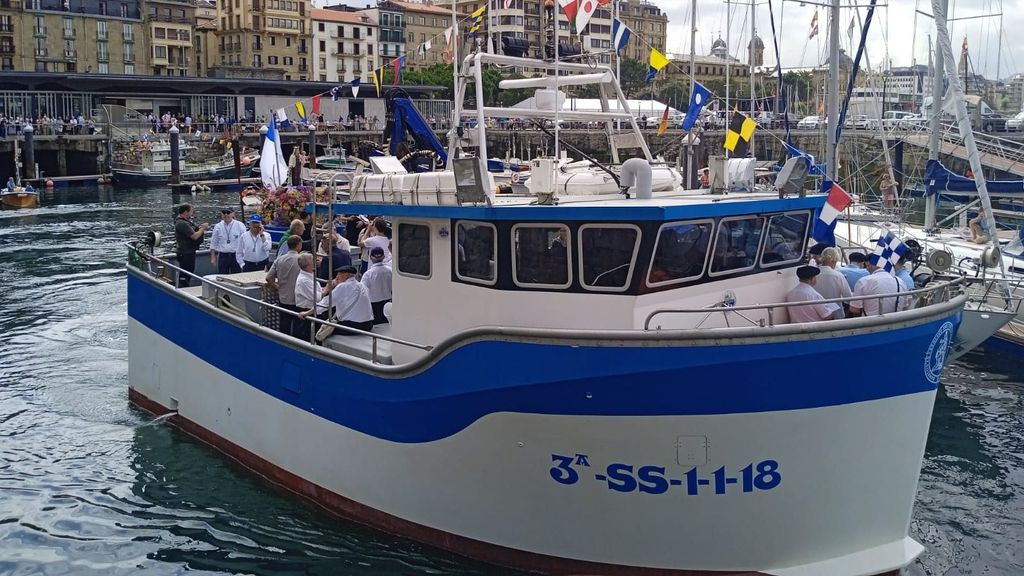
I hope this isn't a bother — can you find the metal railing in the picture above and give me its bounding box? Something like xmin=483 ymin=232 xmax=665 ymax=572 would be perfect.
xmin=130 ymin=244 xmax=432 ymax=364
xmin=644 ymin=277 xmax=965 ymax=330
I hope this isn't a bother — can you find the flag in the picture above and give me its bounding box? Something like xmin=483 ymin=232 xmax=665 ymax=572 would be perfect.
xmin=811 ymin=180 xmax=852 ymax=245
xmin=275 ymin=107 xmax=289 ymax=128
xmin=869 ymin=230 xmax=908 ymax=273
xmin=444 ymin=27 xmax=455 ymax=63
xmin=847 ymin=16 xmax=855 ymax=41
xmin=424 ymin=39 xmax=431 ymax=52
xmin=260 ymin=115 xmax=288 ymax=190
xmin=295 ymin=101 xmax=306 ymax=122
xmin=311 ymin=95 xmax=321 ymax=116
xmin=558 ymin=0 xmax=578 ymax=27
xmin=724 ymin=110 xmax=756 ymax=157
xmin=575 ymin=0 xmax=597 ymax=33
xmin=504 ymin=0 xmax=512 ymax=8
xmin=469 ymin=5 xmax=486 ymax=34
xmin=612 ymin=18 xmax=631 ymax=55
xmin=351 ymin=78 xmax=360 ymax=98
xmin=809 ymin=10 xmax=819 ymax=39
xmin=785 ymin=142 xmax=816 ymax=169
xmin=330 ymin=86 xmax=341 ymax=101
xmin=657 ymin=106 xmax=669 ymax=136
xmin=645 ymin=48 xmax=669 ymax=83
xmin=417 ymin=43 xmax=426 ymax=57
xmin=392 ymin=55 xmax=406 ymax=85
xmin=371 ymin=67 xmax=384 ymax=95
xmin=681 ymin=81 xmax=711 ymax=130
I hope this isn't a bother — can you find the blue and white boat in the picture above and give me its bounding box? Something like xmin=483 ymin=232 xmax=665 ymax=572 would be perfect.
xmin=126 ymin=52 xmax=966 ymax=575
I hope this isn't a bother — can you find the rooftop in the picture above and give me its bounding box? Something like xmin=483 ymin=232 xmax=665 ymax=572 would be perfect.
xmin=388 ymin=0 xmax=452 ymax=16
xmin=311 ymin=7 xmax=377 ymax=24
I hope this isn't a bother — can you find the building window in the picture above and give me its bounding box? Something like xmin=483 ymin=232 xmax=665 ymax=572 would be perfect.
xmin=120 ymin=2 xmax=127 ymax=17
xmin=155 ymin=27 xmax=166 ymax=39
xmin=124 ymin=63 xmax=134 ymax=74
xmin=512 ymin=224 xmax=570 ymax=288
xmin=98 ymin=62 xmax=108 ymax=73
xmin=318 ymin=22 xmax=324 ymax=31
xmin=646 ymin=220 xmax=713 ymax=287
xmin=397 ymin=223 xmax=431 ymax=278
xmin=455 ymin=221 xmax=496 ymax=285
xmin=761 ymin=212 xmax=810 ymax=267
xmin=319 ymin=40 xmax=325 ymax=51
xmin=709 ymin=216 xmax=766 ymax=275
xmin=578 ymin=225 xmax=640 ymax=291
xmin=154 ymin=45 xmax=167 ymax=58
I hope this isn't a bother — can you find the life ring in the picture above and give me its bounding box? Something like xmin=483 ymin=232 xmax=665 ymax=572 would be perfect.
xmin=511 ymin=171 xmax=521 ymax=184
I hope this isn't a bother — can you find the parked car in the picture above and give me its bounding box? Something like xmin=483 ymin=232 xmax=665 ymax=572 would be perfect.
xmin=898 ymin=114 xmax=927 ymax=130
xmin=978 ymin=113 xmax=1007 ymax=133
xmin=882 ymin=110 xmax=913 ymax=129
xmin=1006 ymin=111 xmax=1024 ymax=131
xmin=797 ymin=115 xmax=822 ymax=129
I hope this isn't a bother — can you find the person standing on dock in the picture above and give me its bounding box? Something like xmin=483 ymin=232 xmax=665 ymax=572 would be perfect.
xmin=174 ymin=203 xmax=208 ymax=288
xmin=236 ymin=214 xmax=272 ymax=272
xmin=210 ymin=207 xmax=245 ymax=274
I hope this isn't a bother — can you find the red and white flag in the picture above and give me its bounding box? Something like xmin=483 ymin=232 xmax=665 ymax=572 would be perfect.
xmin=575 ymin=0 xmax=597 ymax=33
xmin=808 ymin=10 xmax=819 ymax=39
xmin=558 ymin=0 xmax=578 ymax=27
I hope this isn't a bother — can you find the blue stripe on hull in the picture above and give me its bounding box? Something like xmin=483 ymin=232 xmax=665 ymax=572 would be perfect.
xmin=128 ymin=273 xmax=957 ymax=443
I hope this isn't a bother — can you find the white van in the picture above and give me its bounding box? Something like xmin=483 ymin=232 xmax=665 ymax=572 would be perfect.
xmin=882 ymin=111 xmax=913 ymax=129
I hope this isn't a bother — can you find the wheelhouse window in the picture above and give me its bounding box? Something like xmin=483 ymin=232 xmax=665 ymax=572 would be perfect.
xmin=710 ymin=216 xmax=766 ymax=275
xmin=396 ymin=222 xmax=430 ymax=278
xmin=761 ymin=212 xmax=810 ymax=267
xmin=647 ymin=220 xmax=713 ymax=286
xmin=455 ymin=220 xmax=496 ymax=285
xmin=512 ymin=224 xmax=570 ymax=288
xmin=578 ymin=224 xmax=641 ymax=291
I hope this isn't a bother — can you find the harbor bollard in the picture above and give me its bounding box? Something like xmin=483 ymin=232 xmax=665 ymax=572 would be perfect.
xmin=259 ymin=125 xmax=268 ymax=150
xmin=308 ymin=124 xmax=316 ymax=168
xmin=23 ymin=124 xmax=35 ymax=181
xmin=169 ymin=126 xmax=181 ymax=185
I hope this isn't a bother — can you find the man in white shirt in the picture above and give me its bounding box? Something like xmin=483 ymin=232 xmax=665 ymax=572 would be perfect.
xmin=302 ymin=265 xmax=374 ymax=337
xmin=209 ymin=207 xmax=246 ymax=274
xmin=850 ymin=258 xmax=901 ymax=316
xmin=786 ymin=265 xmax=842 ymax=323
xmin=236 ymin=214 xmax=272 ymax=272
xmin=361 ymin=247 xmax=393 ymax=324
xmin=266 ymin=236 xmax=303 ymax=336
xmin=815 ymin=247 xmax=851 ymax=318
xmin=292 ymin=253 xmax=325 ymax=341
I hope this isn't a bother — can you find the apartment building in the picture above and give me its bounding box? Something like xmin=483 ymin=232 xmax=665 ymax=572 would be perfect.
xmin=363 ymin=0 xmax=403 ymax=60
xmin=615 ymin=0 xmax=666 ymax=62
xmin=0 ymin=0 xmax=147 ymax=74
xmin=194 ymin=0 xmax=217 ymax=76
xmin=390 ymin=0 xmax=448 ymax=70
xmin=213 ymin=0 xmax=312 ymax=80
xmin=311 ymin=7 xmax=377 ymax=83
xmin=146 ymin=0 xmax=195 ymax=76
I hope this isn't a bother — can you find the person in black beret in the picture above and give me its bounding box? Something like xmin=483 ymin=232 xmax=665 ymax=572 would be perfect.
xmin=785 ymin=265 xmax=842 ymax=323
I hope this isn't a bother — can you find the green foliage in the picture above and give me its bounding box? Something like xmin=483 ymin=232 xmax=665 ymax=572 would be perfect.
xmin=618 ymin=58 xmax=648 ymax=99
xmin=657 ymin=80 xmax=689 ymax=109
xmin=399 ymin=63 xmax=455 ymax=100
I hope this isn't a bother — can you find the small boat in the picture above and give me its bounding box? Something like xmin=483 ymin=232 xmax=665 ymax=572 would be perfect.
xmin=315 ymin=146 xmax=361 ymax=171
xmin=1 ymin=186 xmax=39 ymax=209
xmin=112 ymin=141 xmax=259 ymax=186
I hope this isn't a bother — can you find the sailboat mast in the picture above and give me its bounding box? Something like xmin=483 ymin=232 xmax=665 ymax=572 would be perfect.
xmin=924 ymin=0 xmax=945 ymax=230
xmin=749 ymin=0 xmax=755 ymax=154
xmin=726 ymin=0 xmax=731 ymax=158
xmin=825 ymin=0 xmax=839 ymax=181
xmin=687 ymin=0 xmax=696 ymax=186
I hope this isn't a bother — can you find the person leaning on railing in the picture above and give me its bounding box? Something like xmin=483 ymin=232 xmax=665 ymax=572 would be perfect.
xmin=786 ymin=265 xmax=843 ymax=323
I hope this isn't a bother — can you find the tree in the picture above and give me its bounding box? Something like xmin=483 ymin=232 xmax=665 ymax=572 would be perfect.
xmin=401 ymin=63 xmax=455 ymax=100
xmin=657 ymin=80 xmax=689 ymax=109
xmin=619 ymin=58 xmax=648 ymax=99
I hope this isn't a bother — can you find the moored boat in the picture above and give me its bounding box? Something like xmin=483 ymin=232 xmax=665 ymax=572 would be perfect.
xmin=1 ymin=187 xmax=40 ymax=209
xmin=126 ymin=51 xmax=966 ymax=576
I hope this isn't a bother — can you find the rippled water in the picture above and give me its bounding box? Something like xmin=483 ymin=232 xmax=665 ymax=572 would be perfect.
xmin=0 ymin=187 xmax=1021 ymax=575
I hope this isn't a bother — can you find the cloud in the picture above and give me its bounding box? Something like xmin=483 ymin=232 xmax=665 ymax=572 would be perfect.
xmin=660 ymin=0 xmax=1018 ymax=81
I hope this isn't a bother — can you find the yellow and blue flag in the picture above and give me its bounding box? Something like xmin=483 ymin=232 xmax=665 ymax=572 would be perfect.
xmin=645 ymin=48 xmax=669 ymax=83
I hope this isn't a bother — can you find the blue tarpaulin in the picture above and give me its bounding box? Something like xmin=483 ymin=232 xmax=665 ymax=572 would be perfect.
xmin=923 ymin=159 xmax=1024 ymax=195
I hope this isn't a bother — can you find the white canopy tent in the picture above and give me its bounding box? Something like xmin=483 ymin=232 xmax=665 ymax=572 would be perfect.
xmin=511 ymin=91 xmax=684 ymax=122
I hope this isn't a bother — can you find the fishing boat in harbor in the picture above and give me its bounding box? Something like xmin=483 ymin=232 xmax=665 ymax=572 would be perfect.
xmin=127 ymin=50 xmax=966 ymax=575
xmin=111 ymin=140 xmax=259 ymax=186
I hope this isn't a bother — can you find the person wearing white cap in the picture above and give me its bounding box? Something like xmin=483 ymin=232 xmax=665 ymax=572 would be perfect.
xmin=361 ymin=246 xmax=392 ymax=324
xmin=786 ymin=265 xmax=842 ymax=323
xmin=236 ymin=214 xmax=272 ymax=272
xmin=210 ymin=206 xmax=245 ymax=274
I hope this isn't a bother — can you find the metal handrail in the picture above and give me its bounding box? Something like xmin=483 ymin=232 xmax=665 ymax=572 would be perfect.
xmin=644 ymin=276 xmax=965 ymax=330
xmin=129 ymin=244 xmax=433 ymax=362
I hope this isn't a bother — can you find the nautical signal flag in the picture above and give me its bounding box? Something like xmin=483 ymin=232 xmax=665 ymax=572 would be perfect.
xmin=311 ymin=95 xmax=321 ymax=116
xmin=469 ymin=5 xmax=486 ymax=34
xmin=612 ymin=18 xmax=631 ymax=55
xmin=371 ymin=67 xmax=385 ymax=96
xmin=646 ymin=48 xmax=669 ymax=83
xmin=330 ymin=85 xmax=341 ymax=101
xmin=295 ymin=101 xmax=306 ymax=122
xmin=811 ymin=180 xmax=852 ymax=246
xmin=558 ymin=0 xmax=579 ymax=28
xmin=392 ymin=55 xmax=406 ymax=86
xmin=681 ymin=81 xmax=711 ymax=131
xmin=809 ymin=10 xmax=819 ymax=39
xmin=575 ymin=0 xmax=597 ymax=33
xmin=869 ymin=230 xmax=908 ymax=273
xmin=657 ymin=106 xmax=669 ymax=136
xmin=724 ymin=110 xmax=756 ymax=157
xmin=351 ymin=78 xmax=360 ymax=98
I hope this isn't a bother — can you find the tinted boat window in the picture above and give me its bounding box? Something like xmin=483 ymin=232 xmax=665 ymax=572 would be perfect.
xmin=710 ymin=216 xmax=766 ymax=275
xmin=455 ymin=220 xmax=496 ymax=284
xmin=647 ymin=220 xmax=713 ymax=286
xmin=761 ymin=212 xmax=810 ymax=266
xmin=579 ymin=225 xmax=641 ymax=291
xmin=513 ymin=224 xmax=571 ymax=287
xmin=396 ymin=222 xmax=430 ymax=278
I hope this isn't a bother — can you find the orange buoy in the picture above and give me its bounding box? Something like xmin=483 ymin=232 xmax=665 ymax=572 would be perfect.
xmin=241 ymin=156 xmax=252 ymax=166
xmin=45 ymin=179 xmax=54 ymax=188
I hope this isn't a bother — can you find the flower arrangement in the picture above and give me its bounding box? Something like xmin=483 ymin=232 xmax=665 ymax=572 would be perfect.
xmin=258 ymin=185 xmax=313 ymax=227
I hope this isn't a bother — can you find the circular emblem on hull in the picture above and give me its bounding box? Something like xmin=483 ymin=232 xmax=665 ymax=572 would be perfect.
xmin=924 ymin=322 xmax=955 ymax=384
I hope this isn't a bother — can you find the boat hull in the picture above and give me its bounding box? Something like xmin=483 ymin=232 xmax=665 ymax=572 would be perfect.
xmin=1 ymin=192 xmax=39 ymax=208
xmin=113 ymin=164 xmax=252 ymax=186
xmin=127 ymin=270 xmax=959 ymax=575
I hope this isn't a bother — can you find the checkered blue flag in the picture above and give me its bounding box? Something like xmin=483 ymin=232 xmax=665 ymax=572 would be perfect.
xmin=869 ymin=231 xmax=908 ymax=273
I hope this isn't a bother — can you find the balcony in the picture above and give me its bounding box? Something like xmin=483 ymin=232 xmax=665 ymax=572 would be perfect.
xmin=0 ymin=23 xmax=13 ymax=33
xmin=298 ymin=45 xmax=307 ymax=54
xmin=252 ymin=42 xmax=262 ymax=50
xmin=97 ymin=30 xmax=108 ymax=39
xmin=97 ymin=51 xmax=109 ymax=62
xmin=123 ymin=34 xmax=134 ymax=42
xmin=298 ymin=64 xmax=307 ymax=72
xmin=0 ymin=45 xmax=14 ymax=54
xmin=63 ymin=28 xmax=75 ymax=39
xmin=34 ymin=47 xmax=46 ymax=56
xmin=335 ymin=64 xmax=345 ymax=72
xmin=64 ymin=49 xmax=75 ymax=59
xmin=123 ymin=53 xmax=134 ymax=63
xmin=34 ymin=26 xmax=46 ymax=36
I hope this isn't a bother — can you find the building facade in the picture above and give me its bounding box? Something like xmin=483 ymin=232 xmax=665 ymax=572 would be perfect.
xmin=616 ymin=0 xmax=666 ymax=63
xmin=146 ymin=0 xmax=195 ymax=76
xmin=213 ymin=0 xmax=312 ymax=80
xmin=392 ymin=0 xmax=448 ymax=71
xmin=311 ymin=8 xmax=377 ymax=83
xmin=367 ymin=0 xmax=403 ymax=60
xmin=194 ymin=0 xmax=217 ymax=77
xmin=0 ymin=0 xmax=147 ymax=75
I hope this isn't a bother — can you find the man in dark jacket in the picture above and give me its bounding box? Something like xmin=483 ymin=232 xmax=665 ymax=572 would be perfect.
xmin=174 ymin=203 xmax=207 ymax=288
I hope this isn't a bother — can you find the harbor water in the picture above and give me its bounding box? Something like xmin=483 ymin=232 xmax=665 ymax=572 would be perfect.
xmin=0 ymin=187 xmax=1021 ymax=575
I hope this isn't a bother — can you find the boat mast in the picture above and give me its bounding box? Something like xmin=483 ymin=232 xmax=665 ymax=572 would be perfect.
xmin=725 ymin=0 xmax=731 ymax=158
xmin=930 ymin=0 xmax=1008 ymax=282
xmin=446 ymin=0 xmax=460 ymax=168
xmin=687 ymin=0 xmax=696 ymax=186
xmin=749 ymin=0 xmax=755 ymax=153
xmin=826 ymin=0 xmax=839 ymax=181
xmin=923 ymin=0 xmax=944 ymax=230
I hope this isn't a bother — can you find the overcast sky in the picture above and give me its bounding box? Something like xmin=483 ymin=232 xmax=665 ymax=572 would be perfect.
xmin=660 ymin=0 xmax=1017 ymax=80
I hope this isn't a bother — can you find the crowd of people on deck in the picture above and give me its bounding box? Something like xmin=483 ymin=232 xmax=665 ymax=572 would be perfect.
xmin=173 ymin=203 xmax=393 ymax=342
xmin=785 ymin=243 xmax=918 ymax=324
